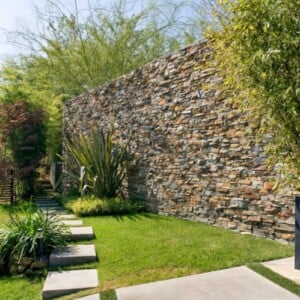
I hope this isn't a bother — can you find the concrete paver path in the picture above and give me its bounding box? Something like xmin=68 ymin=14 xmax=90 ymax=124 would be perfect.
xmin=263 ymin=256 xmax=300 ymax=284
xmin=116 ymin=266 xmax=300 ymax=300
xmin=42 ymin=269 xmax=98 ymax=299
xmin=49 ymin=244 xmax=97 ymax=267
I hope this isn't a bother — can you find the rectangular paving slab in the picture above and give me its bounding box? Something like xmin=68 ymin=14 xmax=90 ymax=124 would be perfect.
xmin=56 ymin=214 xmax=77 ymax=220
xmin=60 ymin=220 xmax=83 ymax=226
xmin=37 ymin=203 xmax=61 ymax=207
xmin=49 ymin=244 xmax=97 ymax=267
xmin=70 ymin=226 xmax=94 ymax=240
xmin=38 ymin=205 xmax=63 ymax=210
xmin=116 ymin=266 xmax=300 ymax=300
xmin=45 ymin=209 xmax=71 ymax=215
xmin=263 ymin=256 xmax=300 ymax=284
xmin=42 ymin=269 xmax=98 ymax=299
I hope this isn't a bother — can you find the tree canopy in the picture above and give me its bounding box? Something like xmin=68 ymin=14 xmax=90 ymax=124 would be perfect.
xmin=0 ymin=0 xmax=207 ymax=161
xmin=209 ymin=0 xmax=300 ymax=178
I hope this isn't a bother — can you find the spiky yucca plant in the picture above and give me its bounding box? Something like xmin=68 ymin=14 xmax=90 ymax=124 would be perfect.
xmin=61 ymin=128 xmax=131 ymax=198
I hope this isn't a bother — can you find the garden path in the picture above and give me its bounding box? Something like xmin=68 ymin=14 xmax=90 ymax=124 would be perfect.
xmin=35 ymin=195 xmax=100 ymax=300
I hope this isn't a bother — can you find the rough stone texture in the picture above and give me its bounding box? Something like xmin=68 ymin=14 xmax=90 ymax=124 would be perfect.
xmin=63 ymin=39 xmax=297 ymax=242
xmin=56 ymin=214 xmax=77 ymax=220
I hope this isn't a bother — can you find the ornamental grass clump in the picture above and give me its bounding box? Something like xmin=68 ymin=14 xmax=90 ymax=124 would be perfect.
xmin=61 ymin=127 xmax=131 ymax=198
xmin=0 ymin=207 xmax=69 ymax=273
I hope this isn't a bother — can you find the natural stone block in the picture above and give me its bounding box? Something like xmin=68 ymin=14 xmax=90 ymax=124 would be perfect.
xmin=248 ymin=216 xmax=262 ymax=223
xmin=229 ymin=198 xmax=248 ymax=209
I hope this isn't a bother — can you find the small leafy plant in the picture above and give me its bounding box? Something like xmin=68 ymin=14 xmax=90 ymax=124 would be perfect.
xmin=0 ymin=206 xmax=69 ymax=267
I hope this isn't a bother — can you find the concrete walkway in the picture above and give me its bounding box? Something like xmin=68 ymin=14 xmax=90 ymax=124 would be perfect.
xmin=116 ymin=261 xmax=300 ymax=300
xmin=35 ymin=195 xmax=99 ymax=299
xmin=263 ymin=256 xmax=300 ymax=284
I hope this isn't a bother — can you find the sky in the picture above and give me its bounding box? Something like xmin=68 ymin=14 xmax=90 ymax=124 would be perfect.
xmin=0 ymin=0 xmax=198 ymax=62
xmin=0 ymin=0 xmax=110 ymax=61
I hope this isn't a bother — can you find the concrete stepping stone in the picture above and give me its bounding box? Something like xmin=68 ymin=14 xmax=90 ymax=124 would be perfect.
xmin=262 ymin=257 xmax=300 ymax=284
xmin=42 ymin=269 xmax=98 ymax=299
xmin=49 ymin=244 xmax=97 ymax=267
xmin=44 ymin=209 xmax=71 ymax=215
xmin=36 ymin=202 xmax=62 ymax=208
xmin=35 ymin=196 xmax=53 ymax=200
xmin=76 ymin=294 xmax=100 ymax=299
xmin=116 ymin=266 xmax=300 ymax=300
xmin=70 ymin=226 xmax=94 ymax=240
xmin=56 ymin=214 xmax=77 ymax=220
xmin=36 ymin=199 xmax=57 ymax=203
xmin=35 ymin=199 xmax=55 ymax=203
xmin=37 ymin=203 xmax=60 ymax=207
xmin=39 ymin=207 xmax=64 ymax=212
xmin=60 ymin=219 xmax=83 ymax=226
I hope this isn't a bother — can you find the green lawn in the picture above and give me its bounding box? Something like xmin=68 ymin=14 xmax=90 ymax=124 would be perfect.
xmin=81 ymin=213 xmax=293 ymax=291
xmin=0 ymin=204 xmax=17 ymax=223
xmin=0 ymin=276 xmax=43 ymax=300
xmin=0 ymin=201 xmax=36 ymax=223
xmin=0 ymin=208 xmax=295 ymax=299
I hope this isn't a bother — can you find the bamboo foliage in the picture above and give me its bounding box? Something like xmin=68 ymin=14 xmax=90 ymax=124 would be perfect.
xmin=61 ymin=128 xmax=131 ymax=198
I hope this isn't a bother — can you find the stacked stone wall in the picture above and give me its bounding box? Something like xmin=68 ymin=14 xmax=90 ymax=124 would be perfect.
xmin=64 ymin=39 xmax=296 ymax=243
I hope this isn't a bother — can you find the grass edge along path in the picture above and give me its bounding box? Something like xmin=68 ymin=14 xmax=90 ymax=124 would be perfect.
xmin=83 ymin=213 xmax=293 ymax=291
xmin=249 ymin=263 xmax=300 ymax=297
xmin=0 ymin=212 xmax=295 ymax=300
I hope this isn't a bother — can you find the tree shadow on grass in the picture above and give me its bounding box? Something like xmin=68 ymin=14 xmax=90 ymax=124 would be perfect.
xmin=112 ymin=213 xmax=143 ymax=222
xmin=112 ymin=212 xmax=174 ymax=222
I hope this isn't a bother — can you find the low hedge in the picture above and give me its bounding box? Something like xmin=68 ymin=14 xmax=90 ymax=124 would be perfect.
xmin=65 ymin=196 xmax=146 ymax=216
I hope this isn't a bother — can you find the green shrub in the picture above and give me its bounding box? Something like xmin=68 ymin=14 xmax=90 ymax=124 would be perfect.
xmin=60 ymin=127 xmax=131 ymax=198
xmin=66 ymin=196 xmax=145 ymax=216
xmin=0 ymin=208 xmax=69 ymax=265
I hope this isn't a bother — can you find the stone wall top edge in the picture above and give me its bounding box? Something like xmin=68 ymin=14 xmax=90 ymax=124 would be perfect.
xmin=65 ymin=38 xmax=210 ymax=105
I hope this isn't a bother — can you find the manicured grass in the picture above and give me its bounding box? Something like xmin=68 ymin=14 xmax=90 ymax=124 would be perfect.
xmin=0 ymin=204 xmax=16 ymax=223
xmin=0 ymin=202 xmax=42 ymax=300
xmin=0 ymin=201 xmax=36 ymax=224
xmin=0 ymin=275 xmax=43 ymax=300
xmin=79 ymin=213 xmax=293 ymax=291
xmin=0 ymin=206 xmax=295 ymax=299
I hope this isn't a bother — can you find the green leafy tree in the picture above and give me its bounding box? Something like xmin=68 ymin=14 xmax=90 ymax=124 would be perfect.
xmin=209 ymin=0 xmax=300 ymax=177
xmin=0 ymin=101 xmax=46 ymax=197
xmin=0 ymin=0 xmax=204 ymax=161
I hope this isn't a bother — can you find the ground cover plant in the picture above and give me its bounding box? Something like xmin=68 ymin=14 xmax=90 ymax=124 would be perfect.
xmin=61 ymin=195 xmax=145 ymax=216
